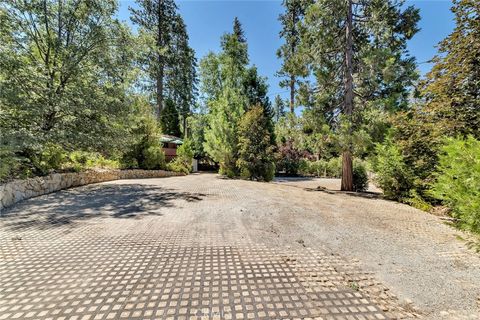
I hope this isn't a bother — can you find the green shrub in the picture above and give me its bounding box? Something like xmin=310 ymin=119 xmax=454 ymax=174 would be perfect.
xmin=430 ymin=136 xmax=480 ymax=233
xmin=121 ymin=114 xmax=166 ymax=170
xmin=142 ymin=146 xmax=166 ymax=170
xmin=406 ymin=189 xmax=433 ymax=212
xmin=352 ymin=161 xmax=369 ymax=192
xmin=0 ymin=145 xmax=20 ymax=182
xmin=298 ymin=159 xmax=310 ymax=175
xmin=371 ymin=138 xmax=415 ymax=200
xmin=31 ymin=143 xmax=67 ymax=174
xmin=326 ymin=157 xmax=342 ymax=178
xmin=263 ymin=162 xmax=276 ymax=182
xmin=65 ymin=151 xmax=120 ymax=172
xmin=219 ymin=164 xmax=236 ymax=178
xmin=167 ymin=139 xmax=194 ymax=174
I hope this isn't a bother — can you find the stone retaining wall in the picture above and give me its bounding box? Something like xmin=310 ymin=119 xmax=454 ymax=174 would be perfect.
xmin=0 ymin=169 xmax=184 ymax=212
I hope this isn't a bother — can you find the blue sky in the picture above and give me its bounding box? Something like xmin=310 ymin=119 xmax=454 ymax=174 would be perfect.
xmin=117 ymin=0 xmax=455 ymax=102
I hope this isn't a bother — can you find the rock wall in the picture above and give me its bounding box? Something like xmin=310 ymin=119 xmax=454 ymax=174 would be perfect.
xmin=0 ymin=169 xmax=184 ymax=212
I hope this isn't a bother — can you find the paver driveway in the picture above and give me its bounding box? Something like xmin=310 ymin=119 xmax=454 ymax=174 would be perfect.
xmin=0 ymin=173 xmax=479 ymax=320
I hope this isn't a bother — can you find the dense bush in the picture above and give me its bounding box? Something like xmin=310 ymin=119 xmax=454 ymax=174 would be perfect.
xmin=371 ymin=138 xmax=415 ymax=200
xmin=237 ymin=105 xmax=276 ymax=181
xmin=0 ymin=145 xmax=22 ymax=182
xmin=122 ymin=115 xmax=166 ymax=170
xmin=430 ymin=136 xmax=480 ymax=233
xmin=142 ymin=147 xmax=166 ymax=170
xmin=275 ymin=140 xmax=308 ymax=176
xmin=352 ymin=161 xmax=369 ymax=192
xmin=65 ymin=151 xmax=120 ymax=172
xmin=167 ymin=139 xmax=194 ymax=174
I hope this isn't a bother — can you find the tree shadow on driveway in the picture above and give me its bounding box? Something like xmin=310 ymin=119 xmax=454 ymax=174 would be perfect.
xmin=0 ymin=184 xmax=207 ymax=231
xmin=303 ymin=186 xmax=383 ymax=200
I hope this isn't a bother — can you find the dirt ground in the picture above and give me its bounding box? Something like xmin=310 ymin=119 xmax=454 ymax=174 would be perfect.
xmin=0 ymin=173 xmax=479 ymax=319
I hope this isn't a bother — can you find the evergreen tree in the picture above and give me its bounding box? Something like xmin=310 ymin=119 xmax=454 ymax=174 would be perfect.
xmin=130 ymin=0 xmax=196 ymax=122
xmin=277 ymin=0 xmax=311 ymax=113
xmin=421 ymin=0 xmax=480 ymax=139
xmin=237 ymin=105 xmax=276 ymax=181
xmin=273 ymin=95 xmax=287 ymax=122
xmin=159 ymin=99 xmax=181 ymax=137
xmin=203 ymin=19 xmax=250 ymax=175
xmin=130 ymin=0 xmax=177 ymax=117
xmin=243 ymin=66 xmax=275 ymax=145
xmin=233 ymin=17 xmax=247 ymax=43
xmin=243 ymin=66 xmax=270 ymax=111
xmin=203 ymin=86 xmax=246 ymax=176
xmin=167 ymin=15 xmax=197 ymax=136
xmin=301 ymin=0 xmax=420 ymax=190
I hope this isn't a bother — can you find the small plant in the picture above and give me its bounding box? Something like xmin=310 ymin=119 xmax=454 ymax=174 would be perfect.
xmin=348 ymin=281 xmax=360 ymax=291
xmin=121 ymin=114 xmax=166 ymax=170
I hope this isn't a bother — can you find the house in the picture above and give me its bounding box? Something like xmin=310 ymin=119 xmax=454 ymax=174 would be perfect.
xmin=160 ymin=135 xmax=183 ymax=162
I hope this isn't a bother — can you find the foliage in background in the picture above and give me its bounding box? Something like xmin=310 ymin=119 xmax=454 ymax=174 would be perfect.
xmin=298 ymin=158 xmax=341 ymax=178
xmin=277 ymin=0 xmax=311 ymax=113
xmin=187 ymin=113 xmax=208 ymax=158
xmin=237 ymin=105 xmax=276 ymax=182
xmin=430 ymin=136 xmax=480 ymax=233
xmin=202 ymin=21 xmax=249 ymax=176
xmin=273 ymin=95 xmax=287 ymax=122
xmin=298 ymin=0 xmax=420 ymax=190
xmin=368 ymin=1 xmax=480 ymax=230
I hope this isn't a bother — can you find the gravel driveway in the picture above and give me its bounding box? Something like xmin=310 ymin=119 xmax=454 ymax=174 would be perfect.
xmin=0 ymin=173 xmax=479 ymax=320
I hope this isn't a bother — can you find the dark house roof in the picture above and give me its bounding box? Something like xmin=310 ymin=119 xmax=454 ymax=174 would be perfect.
xmin=160 ymin=135 xmax=183 ymax=145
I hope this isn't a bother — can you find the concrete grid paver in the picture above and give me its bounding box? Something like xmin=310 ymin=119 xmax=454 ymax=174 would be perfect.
xmin=0 ymin=227 xmax=387 ymax=320
xmin=0 ymin=174 xmax=479 ymax=319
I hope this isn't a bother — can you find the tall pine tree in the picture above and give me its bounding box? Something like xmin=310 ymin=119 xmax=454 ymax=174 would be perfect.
xmin=167 ymin=15 xmax=197 ymax=137
xmin=277 ymin=0 xmax=311 ymax=113
xmin=130 ymin=0 xmax=177 ymax=117
xmin=421 ymin=0 xmax=480 ymax=139
xmin=130 ymin=0 xmax=196 ymax=127
xmin=301 ymin=0 xmax=419 ymax=190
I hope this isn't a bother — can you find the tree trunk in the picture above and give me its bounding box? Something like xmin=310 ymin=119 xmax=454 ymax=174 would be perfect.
xmin=290 ymin=75 xmax=295 ymax=113
xmin=341 ymin=150 xmax=353 ymax=191
xmin=183 ymin=115 xmax=187 ymax=138
xmin=157 ymin=1 xmax=164 ymax=120
xmin=341 ymin=0 xmax=354 ymax=191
